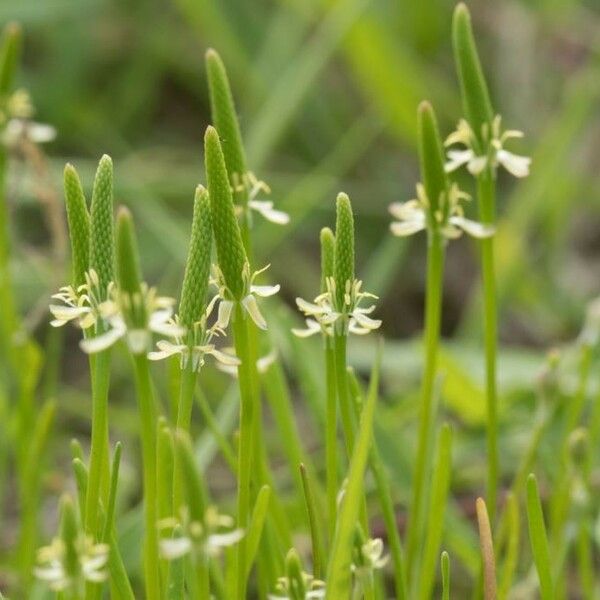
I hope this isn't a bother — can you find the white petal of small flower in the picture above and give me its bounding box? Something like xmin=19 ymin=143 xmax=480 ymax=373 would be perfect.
xmin=444 ymin=149 xmax=475 ymax=173
xmin=206 ymin=529 xmax=245 ymax=556
xmin=206 ymin=347 xmax=241 ymax=366
xmin=390 ymin=218 xmax=426 ymax=237
xmin=217 ymin=300 xmax=234 ymax=329
xmin=148 ymin=340 xmax=187 ymax=361
xmin=496 ymin=149 xmax=531 ymax=178
xmin=291 ymin=318 xmax=322 ymax=338
xmin=27 ymin=122 xmax=57 ymax=143
xmin=159 ymin=537 xmax=193 ymax=560
xmin=79 ymin=321 xmax=126 ymax=354
xmin=351 ymin=311 xmax=382 ymax=330
xmin=257 ymin=350 xmax=277 ymax=373
xmin=466 ymin=155 xmax=488 ymax=176
xmin=242 ymin=294 xmax=268 ymax=330
xmin=126 ymin=330 xmax=150 ymax=354
xmin=296 ymin=297 xmax=330 ymax=315
xmin=49 ymin=304 xmax=91 ymax=327
xmin=249 ymin=200 xmax=290 ymax=225
xmin=448 ymin=216 xmax=495 ymax=239
xmin=251 ymin=284 xmax=281 ymax=297
xmin=388 ymin=199 xmax=422 ymax=220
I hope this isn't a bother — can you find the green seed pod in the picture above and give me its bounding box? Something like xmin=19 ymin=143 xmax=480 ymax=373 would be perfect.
xmin=63 ymin=164 xmax=90 ymax=287
xmin=205 ymin=49 xmax=247 ymax=188
xmin=59 ymin=494 xmax=79 ymax=582
xmin=334 ymin=193 xmax=355 ymax=309
xmin=178 ymin=185 xmax=212 ymax=328
xmin=285 ymin=548 xmax=306 ymax=600
xmin=204 ymin=126 xmax=247 ymax=299
xmin=417 ymin=101 xmax=449 ymax=222
xmin=452 ymin=4 xmax=494 ymax=147
xmin=320 ymin=227 xmax=335 ymax=294
xmin=0 ymin=22 xmax=21 ymax=96
xmin=89 ymin=154 xmax=115 ymax=296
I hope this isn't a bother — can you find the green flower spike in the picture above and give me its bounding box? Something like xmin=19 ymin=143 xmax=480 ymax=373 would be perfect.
xmin=80 ymin=207 xmax=183 ymax=355
xmin=447 ymin=4 xmax=530 ymax=179
xmin=294 ymin=195 xmax=380 ymax=337
xmin=63 ymin=164 xmax=90 ymax=288
xmin=205 ymin=126 xmax=279 ymax=331
xmin=389 ymin=102 xmax=495 ymax=241
xmin=148 ymin=186 xmax=239 ymax=371
xmin=89 ymin=154 xmax=115 ymax=298
xmin=206 ymin=49 xmax=288 ymax=227
xmin=34 ymin=494 xmax=109 ymax=593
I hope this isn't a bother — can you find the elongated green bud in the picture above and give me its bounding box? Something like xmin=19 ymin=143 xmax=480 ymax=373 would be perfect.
xmin=417 ymin=101 xmax=449 ymax=220
xmin=205 ymin=49 xmax=247 ymax=185
xmin=285 ymin=548 xmax=307 ymax=598
xmin=59 ymin=494 xmax=79 ymax=581
xmin=334 ymin=193 xmax=354 ymax=309
xmin=179 ymin=185 xmax=212 ymax=328
xmin=0 ymin=22 xmax=21 ymax=96
xmin=63 ymin=164 xmax=90 ymax=287
xmin=452 ymin=4 xmax=494 ymax=145
xmin=320 ymin=227 xmax=335 ymax=294
xmin=89 ymin=154 xmax=114 ymax=295
xmin=204 ymin=126 xmax=247 ymax=299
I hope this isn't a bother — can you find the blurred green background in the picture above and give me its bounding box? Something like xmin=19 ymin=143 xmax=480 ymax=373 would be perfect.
xmin=3 ymin=0 xmax=600 ymax=591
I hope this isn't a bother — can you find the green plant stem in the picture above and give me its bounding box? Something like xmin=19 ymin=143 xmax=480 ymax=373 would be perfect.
xmin=173 ymin=363 xmax=196 ymax=511
xmin=232 ymin=304 xmax=255 ymax=600
xmin=406 ymin=231 xmax=445 ymax=577
xmin=84 ymin=349 xmax=111 ymax=538
xmin=132 ymin=355 xmax=160 ymax=600
xmin=325 ymin=338 xmax=338 ymax=540
xmin=333 ymin=332 xmax=355 ymax=455
xmin=478 ymin=171 xmax=498 ymax=522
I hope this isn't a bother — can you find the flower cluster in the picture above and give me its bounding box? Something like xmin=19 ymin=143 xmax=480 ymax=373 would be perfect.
xmin=268 ymin=572 xmax=326 ymax=600
xmin=293 ymin=277 xmax=381 ymax=338
xmin=389 ymin=182 xmax=495 ymax=240
xmin=444 ymin=115 xmax=531 ymax=178
xmin=211 ymin=262 xmax=280 ymax=331
xmin=34 ymin=535 xmax=109 ymax=593
xmin=158 ymin=506 xmax=244 ymax=562
xmin=232 ymin=171 xmax=289 ymax=225
xmin=148 ymin=297 xmax=240 ymax=371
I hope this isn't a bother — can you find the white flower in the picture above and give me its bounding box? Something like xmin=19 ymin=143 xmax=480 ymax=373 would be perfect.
xmin=294 ymin=278 xmax=381 ymax=338
xmin=34 ymin=536 xmax=108 ymax=593
xmin=444 ymin=116 xmax=531 ymax=178
xmin=231 ymin=171 xmax=290 ymax=225
xmin=389 ymin=182 xmax=495 ymax=241
xmin=351 ymin=538 xmax=389 ymax=578
xmin=148 ymin=299 xmax=240 ymax=371
xmin=49 ymin=270 xmax=105 ymax=330
xmin=80 ymin=283 xmax=184 ymax=355
xmin=158 ymin=506 xmax=244 ymax=562
xmin=268 ymin=572 xmax=326 ymax=599
xmin=3 ymin=118 xmax=56 ymax=146
xmin=211 ymin=262 xmax=280 ymax=331
xmin=216 ymin=348 xmax=278 ymax=377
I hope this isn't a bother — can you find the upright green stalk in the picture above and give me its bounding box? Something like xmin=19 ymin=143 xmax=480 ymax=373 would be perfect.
xmin=405 ymin=102 xmax=448 ymax=577
xmin=85 ymin=155 xmax=114 ymax=538
xmin=204 ymin=126 xmax=254 ymax=599
xmin=452 ymin=3 xmax=499 ymax=520
xmin=333 ymin=194 xmax=356 ymax=455
xmin=116 ymin=208 xmax=160 ymax=599
xmin=320 ymin=227 xmax=338 ymax=534
xmin=173 ymin=186 xmax=212 ymax=511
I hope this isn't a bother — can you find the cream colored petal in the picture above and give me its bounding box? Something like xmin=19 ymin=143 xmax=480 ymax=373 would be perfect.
xmin=80 ymin=326 xmax=124 ymax=354
xmin=251 ymin=284 xmax=280 ymax=297
xmin=242 ymin=294 xmax=268 ymax=330
xmin=496 ymin=149 xmax=531 ymax=178
xmin=351 ymin=311 xmax=382 ymax=330
xmin=449 ymin=216 xmax=495 ymax=239
xmin=206 ymin=529 xmax=245 ymax=555
xmin=444 ymin=149 xmax=474 ymax=173
xmin=207 ymin=347 xmax=241 ymax=366
xmin=390 ymin=219 xmax=426 ymax=237
xmin=216 ymin=300 xmax=234 ymax=329
xmin=467 ymin=155 xmax=488 ymax=175
xmin=388 ymin=200 xmax=421 ymax=220
xmin=27 ymin=122 xmax=57 ymax=143
xmin=159 ymin=537 xmax=193 ymax=560
xmin=257 ymin=350 xmax=277 ymax=373
xmin=292 ymin=318 xmax=322 ymax=338
xmin=249 ymin=200 xmax=290 ymax=225
xmin=296 ymin=297 xmax=328 ymax=315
